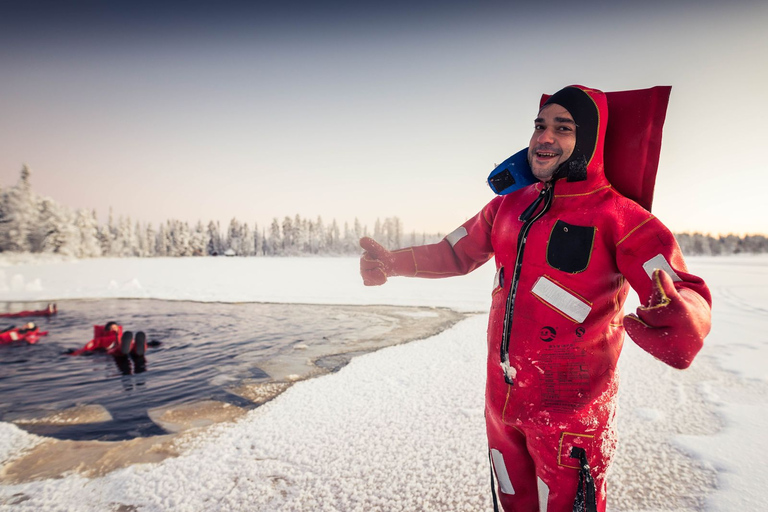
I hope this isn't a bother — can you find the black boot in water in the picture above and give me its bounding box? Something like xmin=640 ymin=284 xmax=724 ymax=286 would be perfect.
xmin=134 ymin=331 xmax=146 ymax=356
xmin=120 ymin=331 xmax=133 ymax=356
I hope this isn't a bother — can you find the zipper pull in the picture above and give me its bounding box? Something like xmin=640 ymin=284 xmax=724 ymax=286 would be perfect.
xmin=519 ymin=185 xmax=547 ymax=222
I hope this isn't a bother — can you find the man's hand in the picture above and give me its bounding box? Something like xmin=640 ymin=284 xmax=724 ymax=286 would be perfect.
xmin=624 ymin=269 xmax=711 ymax=369
xmin=359 ymin=237 xmax=396 ymax=286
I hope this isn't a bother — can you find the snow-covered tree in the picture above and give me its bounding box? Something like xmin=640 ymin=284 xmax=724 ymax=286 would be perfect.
xmin=281 ymin=216 xmax=294 ymax=254
xmin=253 ymin=222 xmax=262 ymax=256
xmin=226 ymin=218 xmax=243 ymax=255
xmin=268 ymin=218 xmax=282 ymax=255
xmin=0 ymin=165 xmax=37 ymax=252
xmin=37 ymin=198 xmax=78 ymax=255
xmin=328 ymin=219 xmax=341 ymax=253
xmin=190 ymin=221 xmax=207 ymax=256
xmin=207 ymin=221 xmax=222 ymax=256
xmin=144 ymin=224 xmax=157 ymax=257
xmin=314 ymin=216 xmax=326 ymax=254
xmin=241 ymin=222 xmax=254 ymax=256
xmin=74 ymin=209 xmax=102 ymax=258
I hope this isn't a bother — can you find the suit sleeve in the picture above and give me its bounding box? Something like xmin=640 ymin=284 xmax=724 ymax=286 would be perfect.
xmin=616 ymin=214 xmax=711 ymax=305
xmin=390 ymin=196 xmax=501 ymax=278
xmin=616 ymin=213 xmax=712 ymax=367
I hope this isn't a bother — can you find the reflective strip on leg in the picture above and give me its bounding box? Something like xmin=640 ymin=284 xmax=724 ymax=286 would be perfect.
xmin=537 ymin=476 xmax=549 ymax=512
xmin=490 ymin=448 xmax=515 ymax=495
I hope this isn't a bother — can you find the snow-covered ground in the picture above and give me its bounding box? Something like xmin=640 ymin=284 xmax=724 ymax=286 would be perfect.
xmin=0 ymin=254 xmax=766 ymax=511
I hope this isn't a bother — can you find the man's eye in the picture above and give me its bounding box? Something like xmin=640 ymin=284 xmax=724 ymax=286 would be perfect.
xmin=557 ymin=126 xmax=573 ymax=132
xmin=534 ymin=125 xmax=545 ymax=130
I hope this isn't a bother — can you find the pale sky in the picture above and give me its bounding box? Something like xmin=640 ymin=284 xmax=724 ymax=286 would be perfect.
xmin=1 ymin=0 xmax=767 ymax=236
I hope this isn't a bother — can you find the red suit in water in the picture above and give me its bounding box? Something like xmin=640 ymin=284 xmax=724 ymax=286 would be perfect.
xmin=68 ymin=323 xmax=123 ymax=356
xmin=0 ymin=323 xmax=47 ymax=344
xmin=0 ymin=303 xmax=57 ymax=318
xmin=69 ymin=323 xmax=148 ymax=357
xmin=360 ymin=85 xmax=711 ymax=511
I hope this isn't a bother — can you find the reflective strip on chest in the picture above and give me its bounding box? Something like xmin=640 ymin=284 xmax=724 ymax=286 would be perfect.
xmin=445 ymin=226 xmax=468 ymax=247
xmin=531 ymin=276 xmax=591 ymax=323
xmin=642 ymin=254 xmax=682 ymax=282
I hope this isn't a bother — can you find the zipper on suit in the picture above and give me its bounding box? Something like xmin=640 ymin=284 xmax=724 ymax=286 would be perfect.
xmin=500 ymin=181 xmax=555 ymax=385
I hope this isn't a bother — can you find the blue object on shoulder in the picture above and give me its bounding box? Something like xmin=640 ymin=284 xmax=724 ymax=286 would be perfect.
xmin=487 ymin=148 xmax=537 ymax=195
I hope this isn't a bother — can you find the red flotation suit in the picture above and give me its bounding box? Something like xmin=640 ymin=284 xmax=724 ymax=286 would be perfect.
xmin=68 ymin=324 xmax=124 ymax=356
xmin=360 ymin=85 xmax=712 ymax=511
xmin=0 ymin=324 xmax=48 ymax=344
xmin=0 ymin=303 xmax=57 ymax=318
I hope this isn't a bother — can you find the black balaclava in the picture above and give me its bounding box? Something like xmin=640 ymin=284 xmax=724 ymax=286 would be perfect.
xmin=542 ymin=86 xmax=599 ymax=182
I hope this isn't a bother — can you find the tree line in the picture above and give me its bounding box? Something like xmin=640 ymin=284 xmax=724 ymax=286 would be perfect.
xmin=0 ymin=165 xmax=444 ymax=258
xmin=1 ymin=165 xmax=766 ymax=258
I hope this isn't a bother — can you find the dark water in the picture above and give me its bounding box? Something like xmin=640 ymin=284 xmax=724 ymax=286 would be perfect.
xmin=0 ymin=299 xmax=401 ymax=442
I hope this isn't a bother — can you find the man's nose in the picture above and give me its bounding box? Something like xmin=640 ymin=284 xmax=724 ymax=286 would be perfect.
xmin=536 ymin=128 xmax=555 ymax=144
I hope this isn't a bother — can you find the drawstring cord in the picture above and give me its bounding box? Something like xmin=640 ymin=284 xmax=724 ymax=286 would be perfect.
xmin=571 ymin=447 xmax=597 ymax=512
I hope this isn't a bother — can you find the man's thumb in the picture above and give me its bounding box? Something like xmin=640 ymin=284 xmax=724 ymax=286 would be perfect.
xmin=360 ymin=237 xmax=386 ymax=258
xmin=645 ymin=268 xmax=678 ymax=309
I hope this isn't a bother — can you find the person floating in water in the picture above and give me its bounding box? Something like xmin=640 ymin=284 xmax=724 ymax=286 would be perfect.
xmin=0 ymin=303 xmax=57 ymax=318
xmin=0 ymin=322 xmax=48 ymax=344
xmin=67 ymin=321 xmax=149 ymax=357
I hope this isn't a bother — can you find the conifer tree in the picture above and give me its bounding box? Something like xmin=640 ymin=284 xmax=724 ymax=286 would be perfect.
xmin=282 ymin=216 xmax=294 ymax=254
xmin=268 ymin=218 xmax=282 ymax=255
xmin=241 ymin=222 xmax=255 ymax=256
xmin=253 ymin=222 xmax=262 ymax=256
xmin=37 ymin=198 xmax=78 ymax=255
xmin=1 ymin=165 xmax=37 ymax=252
xmin=227 ymin=218 xmax=242 ymax=255
xmin=74 ymin=209 xmax=102 ymax=258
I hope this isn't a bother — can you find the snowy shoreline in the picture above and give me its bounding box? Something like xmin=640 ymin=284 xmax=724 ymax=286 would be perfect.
xmin=1 ymin=255 xmax=767 ymax=511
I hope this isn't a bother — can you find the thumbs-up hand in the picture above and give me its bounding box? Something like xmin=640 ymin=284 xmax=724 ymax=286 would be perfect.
xmin=624 ymin=269 xmax=711 ymax=369
xmin=359 ymin=237 xmax=396 ymax=286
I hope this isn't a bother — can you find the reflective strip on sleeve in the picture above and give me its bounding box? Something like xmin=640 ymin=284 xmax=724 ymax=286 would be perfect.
xmin=531 ymin=276 xmax=591 ymax=323
xmin=445 ymin=226 xmax=468 ymax=247
xmin=490 ymin=449 xmax=515 ymax=495
xmin=642 ymin=254 xmax=682 ymax=282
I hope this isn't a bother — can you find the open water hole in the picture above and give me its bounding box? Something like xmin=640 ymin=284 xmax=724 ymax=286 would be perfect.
xmin=0 ymin=299 xmax=449 ymax=442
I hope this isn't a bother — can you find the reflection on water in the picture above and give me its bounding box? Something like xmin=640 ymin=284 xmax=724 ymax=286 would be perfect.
xmin=0 ymin=299 xmax=458 ymax=442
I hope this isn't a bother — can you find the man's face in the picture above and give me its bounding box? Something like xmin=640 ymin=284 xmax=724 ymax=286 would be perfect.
xmin=527 ymin=103 xmax=576 ymax=182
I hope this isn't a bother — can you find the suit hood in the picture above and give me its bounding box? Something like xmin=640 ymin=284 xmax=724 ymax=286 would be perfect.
xmin=541 ymin=85 xmax=608 ymax=184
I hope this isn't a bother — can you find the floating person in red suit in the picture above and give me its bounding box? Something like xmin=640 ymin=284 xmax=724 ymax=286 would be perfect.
xmin=0 ymin=322 xmax=48 ymax=344
xmin=67 ymin=321 xmax=148 ymax=357
xmin=0 ymin=303 xmax=57 ymax=318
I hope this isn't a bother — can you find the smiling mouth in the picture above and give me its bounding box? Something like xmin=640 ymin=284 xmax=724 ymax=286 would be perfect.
xmin=536 ymin=151 xmax=560 ymax=159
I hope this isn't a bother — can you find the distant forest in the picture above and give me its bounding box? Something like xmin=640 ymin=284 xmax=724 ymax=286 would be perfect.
xmin=1 ymin=166 xmax=766 ymax=258
xmin=0 ymin=166 xmax=443 ymax=258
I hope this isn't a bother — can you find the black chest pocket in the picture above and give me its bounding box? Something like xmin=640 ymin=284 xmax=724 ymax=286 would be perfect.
xmin=547 ymin=220 xmax=595 ymax=274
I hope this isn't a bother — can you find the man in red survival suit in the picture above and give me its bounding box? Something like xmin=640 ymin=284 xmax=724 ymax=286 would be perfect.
xmin=359 ymin=85 xmax=712 ymax=512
